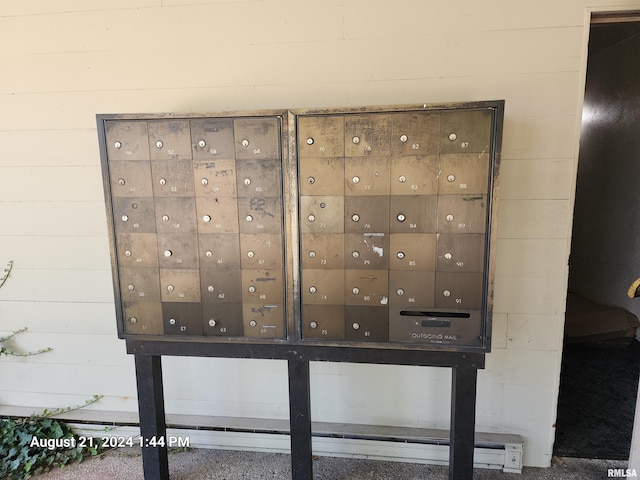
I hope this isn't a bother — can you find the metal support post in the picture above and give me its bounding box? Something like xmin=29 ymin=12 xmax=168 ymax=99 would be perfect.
xmin=449 ymin=367 xmax=478 ymax=480
xmin=288 ymin=356 xmax=313 ymax=480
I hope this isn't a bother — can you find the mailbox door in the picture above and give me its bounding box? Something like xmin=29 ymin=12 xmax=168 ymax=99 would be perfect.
xmin=105 ymin=121 xmax=150 ymax=161
xmin=113 ymin=197 xmax=156 ymax=234
xmin=236 ymin=158 xmax=282 ymax=198
xmin=389 ymin=234 xmax=436 ymax=271
xmin=302 ymin=269 xmax=345 ymax=305
xmin=434 ymin=272 xmax=484 ymax=310
xmin=300 ymin=196 xmax=344 ymax=234
xmin=195 ymin=196 xmax=240 ymax=234
xmin=109 ymin=161 xmax=154 ymax=197
xmin=193 ymin=159 xmax=237 ymax=198
xmin=437 ymin=195 xmax=487 ymax=234
xmin=119 ymin=267 xmax=161 ymax=303
xmin=200 ymin=268 xmax=243 ymax=304
xmin=155 ymin=197 xmax=198 ymax=234
xmin=344 ymin=114 xmax=391 ymax=157
xmin=439 ymin=154 xmax=490 ymax=196
xmin=300 ymin=233 xmax=345 ymax=270
xmin=344 ymin=233 xmax=389 ymax=270
xmin=388 ymin=270 xmax=435 ymax=308
xmin=298 ymin=115 xmax=345 ymax=158
xmin=150 ymin=159 xmax=195 ymax=197
xmin=389 ymin=195 xmax=437 ymax=234
xmin=190 ymin=118 xmax=235 ymax=161
xmin=242 ymin=304 xmax=284 ymax=338
xmin=202 ymin=303 xmax=244 ymax=337
xmin=116 ymin=233 xmax=159 ymax=268
xmin=440 ymin=110 xmax=492 ymax=155
xmin=198 ymin=233 xmax=241 ymax=269
xmin=436 ymin=233 xmax=485 ymax=273
xmin=148 ymin=120 xmax=192 ymax=161
xmin=390 ymin=112 xmax=440 ymax=156
xmin=389 ymin=155 xmax=439 ymax=196
xmin=239 ymin=234 xmax=283 ymax=269
xmin=345 ymin=306 xmax=389 ymax=342
xmin=302 ymin=305 xmax=345 ymax=340
xmin=299 ymin=157 xmax=345 ymax=196
xmin=122 ymin=302 xmax=163 ymax=335
xmin=159 ymin=268 xmax=202 ymax=303
xmin=237 ymin=196 xmax=283 ymax=234
xmin=344 ymin=196 xmax=390 ymax=234
xmin=344 ymin=157 xmax=390 ymax=196
xmin=157 ymin=233 xmax=199 ymax=269
xmin=163 ymin=302 xmax=204 ymax=335
xmin=345 ymin=269 xmax=389 ymax=306
xmin=233 ymin=117 xmax=280 ymax=161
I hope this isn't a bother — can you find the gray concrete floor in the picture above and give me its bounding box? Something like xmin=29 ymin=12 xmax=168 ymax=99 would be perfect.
xmin=36 ymin=447 xmax=629 ymax=479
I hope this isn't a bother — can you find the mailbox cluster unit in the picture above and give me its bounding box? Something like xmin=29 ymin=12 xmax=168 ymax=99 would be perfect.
xmin=98 ymin=102 xmax=503 ymax=353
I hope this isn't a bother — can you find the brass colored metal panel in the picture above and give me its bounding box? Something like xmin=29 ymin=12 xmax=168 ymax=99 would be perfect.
xmin=242 ymin=304 xmax=284 ymax=338
xmin=239 ymin=233 xmax=283 ymax=269
xmin=344 ymin=157 xmax=391 ymax=196
xmin=122 ymin=302 xmax=163 ymax=335
xmin=388 ymin=270 xmax=435 ymax=307
xmin=119 ymin=267 xmax=161 ymax=302
xmin=302 ymin=305 xmax=345 ymax=340
xmin=345 ymin=233 xmax=389 ymax=270
xmin=200 ymin=268 xmax=242 ymax=304
xmin=344 ymin=269 xmax=389 ymax=306
xmin=434 ymin=272 xmax=483 ymax=309
xmin=388 ymin=308 xmax=482 ymax=346
xmin=162 ymin=302 xmax=204 ymax=335
xmin=198 ymin=233 xmax=241 ymax=269
xmin=436 ymin=233 xmax=485 ymax=273
xmin=439 ymin=154 xmax=490 ymax=195
xmin=241 ymin=269 xmax=284 ymax=305
xmin=155 ymin=197 xmax=198 ymax=234
xmin=345 ymin=306 xmax=389 ymax=342
xmin=148 ymin=120 xmax=193 ymax=161
xmin=390 ymin=112 xmax=440 ymax=156
xmin=190 ymin=118 xmax=235 ymax=161
xmin=234 ymin=117 xmax=280 ymax=160
xmin=299 ymin=157 xmax=345 ymax=196
xmin=157 ymin=233 xmax=199 ymax=269
xmin=344 ymin=114 xmax=391 ymax=157
xmin=302 ymin=269 xmax=345 ymax=305
xmin=112 ymin=197 xmax=157 ymax=234
xmin=236 ymin=158 xmax=282 ymax=198
xmin=237 ymin=197 xmax=283 ymax=234
xmin=193 ymin=159 xmax=237 ymax=198
xmin=159 ymin=268 xmax=202 ymax=302
xmin=105 ymin=121 xmax=150 ymax=161
xmin=202 ymin=303 xmax=244 ymax=336
xmin=300 ymin=196 xmax=344 ymax=234
xmin=344 ymin=196 xmax=390 ymax=234
xmin=437 ymin=195 xmax=487 ymax=234
xmin=389 ymin=195 xmax=437 ymax=234
xmin=389 ymin=156 xmax=439 ymax=196
xmin=298 ymin=115 xmax=345 ymax=158
xmin=116 ymin=233 xmax=159 ymax=268
xmin=389 ymin=234 xmax=436 ymax=271
xmin=440 ymin=110 xmax=492 ymax=154
xmin=109 ymin=161 xmax=154 ymax=197
xmin=195 ymin=196 xmax=240 ymax=234
xmin=151 ymin=160 xmax=196 ymax=197
xmin=300 ymin=233 xmax=345 ymax=270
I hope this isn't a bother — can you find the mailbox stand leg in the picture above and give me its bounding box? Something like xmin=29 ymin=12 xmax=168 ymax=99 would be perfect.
xmin=288 ymin=357 xmax=313 ymax=480
xmin=449 ymin=367 xmax=478 ymax=480
xmin=135 ymin=354 xmax=169 ymax=480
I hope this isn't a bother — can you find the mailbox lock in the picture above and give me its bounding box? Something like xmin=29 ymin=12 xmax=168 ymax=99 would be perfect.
xmin=164 ymin=250 xmax=172 ymax=257
xmin=242 ymin=139 xmax=250 ymax=147
xmin=307 ymin=176 xmax=315 ymax=184
xmin=398 ymin=175 xmax=406 ymax=183
xmin=351 ymin=214 xmax=360 ymax=222
xmin=208 ymin=319 xmax=217 ymax=327
xmin=319 ymin=202 xmax=326 ymax=208
xmin=308 ymin=214 xmax=316 ymax=222
xmin=352 ymin=323 xmax=360 ymax=330
xmin=447 ymin=174 xmax=456 ymax=182
xmin=248 ymin=286 xmax=256 ymax=293
xmin=201 ymin=178 xmax=208 ymax=186
xmin=352 ymin=176 xmax=360 ymax=184
xmin=114 ymin=141 xmax=122 ymax=149
xmin=203 ymin=215 xmax=212 ymax=223
xmin=445 ymin=214 xmax=454 ymax=222
xmin=396 ymin=213 xmax=406 ymax=222
xmin=309 ymin=286 xmax=317 ymax=294
xmin=249 ymin=320 xmax=257 ymax=327
xmin=352 ymin=287 xmax=360 ymax=295
xmin=118 ymin=178 xmax=126 ymax=186
xmin=448 ymin=133 xmax=457 ymax=142
xmin=396 ymin=288 xmax=405 ymax=296
xmin=443 ymin=290 xmax=451 ymax=297
xmin=246 ymin=215 xmax=253 ymax=222
xmin=400 ymin=134 xmax=408 ymax=143
xmin=169 ymin=318 xmax=176 ymax=325
xmin=309 ymin=321 xmax=318 ymax=329
xmin=162 ymin=215 xmax=170 ymax=222
xmin=444 ymin=252 xmax=453 ymax=260
xmin=352 ymin=136 xmax=360 ymax=144
xmin=159 ymin=178 xmax=167 ymax=185
xmin=207 ymin=285 xmax=215 ymax=292
xmin=156 ymin=140 xmax=163 ymax=149
xmin=308 ymin=251 xmax=316 ymax=258
xmin=121 ymin=215 xmax=129 ymax=222
xmin=244 ymin=178 xmax=251 ymax=185
xmin=125 ymin=250 xmax=132 ymax=257
xmin=127 ymin=284 xmax=135 ymax=291
xmin=129 ymin=317 xmax=137 ymax=324
xmin=247 ymin=251 xmax=255 ymax=258
xmin=167 ymin=285 xmax=174 ymax=292
xmin=306 ymin=137 xmax=314 ymax=145
xmin=131 ymin=203 xmax=137 ymax=209
xmin=206 ymin=250 xmax=213 ymax=257
xmin=351 ymin=251 xmax=360 ymax=259
xmin=198 ymin=140 xmax=206 ymax=148
xmin=397 ymin=251 xmax=405 ymax=259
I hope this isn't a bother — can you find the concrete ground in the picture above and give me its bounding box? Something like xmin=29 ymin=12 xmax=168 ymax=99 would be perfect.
xmin=37 ymin=447 xmax=630 ymax=480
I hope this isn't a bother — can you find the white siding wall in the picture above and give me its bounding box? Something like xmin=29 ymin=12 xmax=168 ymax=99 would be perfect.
xmin=0 ymin=0 xmax=636 ymax=467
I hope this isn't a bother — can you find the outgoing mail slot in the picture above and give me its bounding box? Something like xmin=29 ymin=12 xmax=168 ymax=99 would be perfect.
xmin=390 ymin=112 xmax=440 ymax=156
xmin=436 ymin=233 xmax=485 ymax=272
xmin=151 ymin=160 xmax=196 ymax=197
xmin=298 ymin=115 xmax=345 ymax=158
xmin=155 ymin=197 xmax=198 ymax=234
xmin=302 ymin=305 xmax=345 ymax=340
xmin=300 ymin=233 xmax=345 ymax=270
xmin=105 ymin=121 xmax=150 ymax=161
xmin=199 ymin=233 xmax=240 ymax=269
xmin=163 ymin=302 xmax=204 ymax=336
xmin=390 ymin=156 xmax=438 ymax=196
xmin=234 ymin=117 xmax=280 ymax=160
xmin=116 ymin=233 xmax=159 ymax=268
xmin=300 ymin=196 xmax=344 ymax=234
xmin=243 ymin=304 xmax=284 ymax=339
xmin=389 ymin=195 xmax=437 ymax=234
xmin=440 ymin=110 xmax=492 ymax=155
xmin=345 ymin=196 xmax=390 ymax=234
xmin=148 ymin=120 xmax=192 ymax=160
xmin=122 ymin=301 xmax=163 ymax=335
xmin=203 ymin=303 xmax=243 ymax=336
xmin=157 ymin=233 xmax=199 ymax=269
xmin=119 ymin=267 xmax=161 ymax=302
xmin=237 ymin=197 xmax=283 ymax=234
xmin=200 ymin=268 xmax=242 ymax=303
xmin=439 ymin=154 xmax=490 ymax=195
xmin=434 ymin=272 xmax=483 ymax=309
xmin=344 ymin=114 xmax=391 ymax=157
xmin=109 ymin=161 xmax=154 ymax=197
xmin=389 ymin=234 xmax=436 ymax=270
xmin=302 ymin=270 xmax=344 ymax=305
xmin=241 ymin=269 xmax=284 ymax=304
xmin=344 ymin=157 xmax=390 ymax=196
xmin=240 ymin=234 xmax=283 ymax=269
xmin=437 ymin=195 xmax=487 ymax=234
xmin=345 ymin=233 xmax=389 ymax=270
xmin=345 ymin=269 xmax=389 ymax=306
xmin=193 ymin=159 xmax=237 ymax=198
xmin=299 ymin=157 xmax=344 ymax=196
xmin=113 ymin=197 xmax=156 ymax=233
xmin=345 ymin=306 xmax=389 ymax=342
xmin=160 ymin=268 xmax=201 ymax=302
xmin=389 ymin=270 xmax=435 ymax=307
xmin=388 ymin=308 xmax=482 ymax=346
xmin=195 ymin=196 xmax=239 ymax=234
xmin=190 ymin=118 xmax=235 ymax=161
xmin=236 ymin=158 xmax=282 ymax=198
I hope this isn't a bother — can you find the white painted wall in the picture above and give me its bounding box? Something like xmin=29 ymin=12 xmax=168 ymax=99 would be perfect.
xmin=1 ymin=0 xmax=637 ymax=468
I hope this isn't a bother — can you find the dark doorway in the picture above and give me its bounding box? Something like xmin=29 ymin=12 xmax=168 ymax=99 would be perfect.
xmin=555 ymin=14 xmax=640 ymax=459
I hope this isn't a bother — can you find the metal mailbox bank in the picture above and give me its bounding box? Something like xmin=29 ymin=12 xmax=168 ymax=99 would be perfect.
xmin=97 ymin=101 xmax=504 ymax=480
